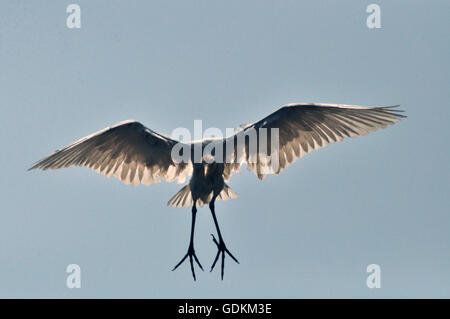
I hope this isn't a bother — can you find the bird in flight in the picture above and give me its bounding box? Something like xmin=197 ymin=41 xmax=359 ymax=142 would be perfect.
xmin=29 ymin=103 xmax=405 ymax=280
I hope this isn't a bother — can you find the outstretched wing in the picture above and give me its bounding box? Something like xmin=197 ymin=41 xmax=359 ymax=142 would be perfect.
xmin=222 ymin=103 xmax=405 ymax=180
xmin=29 ymin=120 xmax=191 ymax=186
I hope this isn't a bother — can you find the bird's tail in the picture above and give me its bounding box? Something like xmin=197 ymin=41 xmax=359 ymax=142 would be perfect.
xmin=217 ymin=183 xmax=238 ymax=202
xmin=167 ymin=185 xmax=193 ymax=208
xmin=167 ymin=183 xmax=238 ymax=208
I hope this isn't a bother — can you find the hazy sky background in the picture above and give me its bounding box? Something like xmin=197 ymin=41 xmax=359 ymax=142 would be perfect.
xmin=0 ymin=1 xmax=448 ymax=298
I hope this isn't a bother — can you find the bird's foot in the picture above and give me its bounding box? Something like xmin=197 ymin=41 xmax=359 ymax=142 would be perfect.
xmin=172 ymin=244 xmax=204 ymax=281
xmin=210 ymin=234 xmax=239 ymax=280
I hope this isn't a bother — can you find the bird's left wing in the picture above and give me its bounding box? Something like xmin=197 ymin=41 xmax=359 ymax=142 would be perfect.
xmin=29 ymin=120 xmax=191 ymax=186
xmin=220 ymin=103 xmax=405 ymax=180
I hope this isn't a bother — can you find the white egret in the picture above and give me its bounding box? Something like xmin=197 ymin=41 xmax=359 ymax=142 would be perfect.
xmin=29 ymin=103 xmax=405 ymax=280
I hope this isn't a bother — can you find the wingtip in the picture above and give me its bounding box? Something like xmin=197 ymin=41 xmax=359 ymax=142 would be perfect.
xmin=27 ymin=164 xmax=38 ymax=171
xmin=381 ymin=105 xmax=407 ymax=119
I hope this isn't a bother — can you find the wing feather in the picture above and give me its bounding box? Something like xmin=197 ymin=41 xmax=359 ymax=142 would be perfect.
xmin=29 ymin=120 xmax=191 ymax=186
xmin=222 ymin=103 xmax=405 ymax=180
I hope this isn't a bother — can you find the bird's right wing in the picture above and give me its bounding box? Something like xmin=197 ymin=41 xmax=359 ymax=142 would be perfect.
xmin=29 ymin=120 xmax=192 ymax=186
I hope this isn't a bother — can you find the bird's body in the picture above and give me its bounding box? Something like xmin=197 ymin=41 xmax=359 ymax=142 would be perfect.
xmin=29 ymin=103 xmax=405 ymax=280
xmin=190 ymin=162 xmax=224 ymax=203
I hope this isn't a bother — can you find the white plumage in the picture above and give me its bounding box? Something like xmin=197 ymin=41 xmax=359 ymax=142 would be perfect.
xmin=30 ymin=103 xmax=405 ymax=280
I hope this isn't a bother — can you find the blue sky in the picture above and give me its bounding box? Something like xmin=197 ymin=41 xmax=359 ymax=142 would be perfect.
xmin=0 ymin=0 xmax=448 ymax=298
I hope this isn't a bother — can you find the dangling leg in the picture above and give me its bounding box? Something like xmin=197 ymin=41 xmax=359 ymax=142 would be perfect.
xmin=172 ymin=200 xmax=203 ymax=280
xmin=209 ymin=197 xmax=239 ymax=280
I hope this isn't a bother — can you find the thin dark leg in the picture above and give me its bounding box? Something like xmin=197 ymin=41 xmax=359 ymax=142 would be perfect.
xmin=209 ymin=198 xmax=239 ymax=280
xmin=172 ymin=200 xmax=203 ymax=280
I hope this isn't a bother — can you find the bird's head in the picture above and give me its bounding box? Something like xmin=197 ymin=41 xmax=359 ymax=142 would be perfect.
xmin=201 ymin=153 xmax=215 ymax=164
